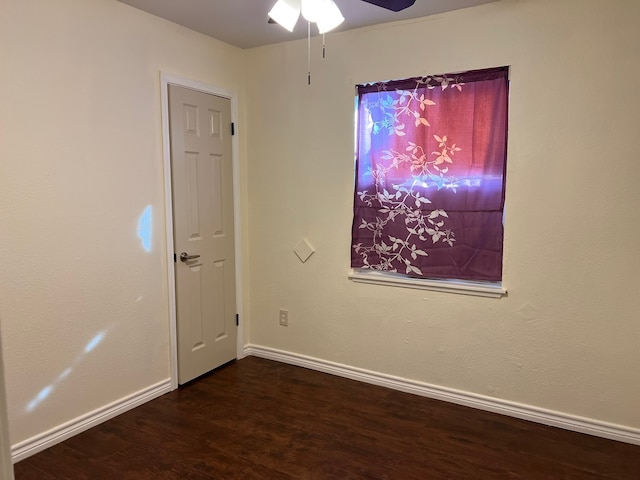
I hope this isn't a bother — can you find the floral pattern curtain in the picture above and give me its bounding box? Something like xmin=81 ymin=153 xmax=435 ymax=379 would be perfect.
xmin=351 ymin=67 xmax=509 ymax=282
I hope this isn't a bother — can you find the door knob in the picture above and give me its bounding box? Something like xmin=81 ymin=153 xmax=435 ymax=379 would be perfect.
xmin=179 ymin=252 xmax=200 ymax=262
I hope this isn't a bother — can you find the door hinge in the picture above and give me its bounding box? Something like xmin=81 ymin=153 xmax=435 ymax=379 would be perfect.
xmin=231 ymin=122 xmax=235 ymax=136
xmin=236 ymin=314 xmax=239 ymax=326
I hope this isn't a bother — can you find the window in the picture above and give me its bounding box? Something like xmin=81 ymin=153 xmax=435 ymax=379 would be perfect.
xmin=351 ymin=67 xmax=509 ymax=290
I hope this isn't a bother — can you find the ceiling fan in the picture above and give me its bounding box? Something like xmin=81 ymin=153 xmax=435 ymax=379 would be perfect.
xmin=268 ymin=0 xmax=416 ymax=84
xmin=361 ymin=0 xmax=416 ymax=12
xmin=268 ymin=0 xmax=417 ymax=33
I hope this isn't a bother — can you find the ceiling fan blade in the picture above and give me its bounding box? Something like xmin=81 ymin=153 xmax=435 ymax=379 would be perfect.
xmin=361 ymin=0 xmax=416 ymax=12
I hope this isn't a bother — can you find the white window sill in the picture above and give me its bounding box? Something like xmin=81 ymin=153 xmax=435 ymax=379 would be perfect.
xmin=348 ymin=269 xmax=507 ymax=298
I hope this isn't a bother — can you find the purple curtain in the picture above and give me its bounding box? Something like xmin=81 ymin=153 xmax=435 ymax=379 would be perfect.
xmin=351 ymin=67 xmax=509 ymax=282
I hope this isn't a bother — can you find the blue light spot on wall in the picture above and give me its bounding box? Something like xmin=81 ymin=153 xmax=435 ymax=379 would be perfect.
xmin=26 ymin=385 xmax=53 ymax=412
xmin=137 ymin=206 xmax=153 ymax=253
xmin=84 ymin=331 xmax=106 ymax=353
xmin=25 ymin=326 xmax=114 ymax=413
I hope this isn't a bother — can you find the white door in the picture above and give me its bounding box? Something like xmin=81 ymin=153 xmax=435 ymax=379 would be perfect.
xmin=168 ymin=85 xmax=237 ymax=385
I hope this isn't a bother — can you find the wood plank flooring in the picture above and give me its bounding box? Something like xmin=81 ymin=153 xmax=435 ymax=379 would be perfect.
xmin=14 ymin=356 xmax=640 ymax=479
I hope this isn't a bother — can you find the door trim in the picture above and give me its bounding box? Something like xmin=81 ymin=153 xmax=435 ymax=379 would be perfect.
xmin=160 ymin=73 xmax=244 ymax=391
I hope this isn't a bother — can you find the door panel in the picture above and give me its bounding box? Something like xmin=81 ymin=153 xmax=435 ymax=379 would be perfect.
xmin=169 ymin=85 xmax=236 ymax=384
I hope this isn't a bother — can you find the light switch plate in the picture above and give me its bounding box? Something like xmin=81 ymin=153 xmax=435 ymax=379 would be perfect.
xmin=294 ymin=238 xmax=315 ymax=263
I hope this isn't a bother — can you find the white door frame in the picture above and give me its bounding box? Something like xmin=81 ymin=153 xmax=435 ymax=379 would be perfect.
xmin=160 ymin=73 xmax=244 ymax=390
xmin=0 ymin=340 xmax=14 ymax=478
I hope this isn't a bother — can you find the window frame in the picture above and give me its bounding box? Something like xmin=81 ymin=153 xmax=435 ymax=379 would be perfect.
xmin=348 ymin=268 xmax=506 ymax=298
xmin=350 ymin=67 xmax=509 ymax=297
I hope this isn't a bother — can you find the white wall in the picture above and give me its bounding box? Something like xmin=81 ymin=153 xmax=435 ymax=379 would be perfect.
xmin=0 ymin=0 xmax=247 ymax=446
xmin=245 ymin=0 xmax=640 ymax=429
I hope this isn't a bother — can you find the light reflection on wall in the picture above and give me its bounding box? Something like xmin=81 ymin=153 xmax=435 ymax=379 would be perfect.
xmin=25 ymin=386 xmax=52 ymax=413
xmin=137 ymin=206 xmax=153 ymax=253
xmin=84 ymin=331 xmax=105 ymax=353
xmin=24 ymin=206 xmax=154 ymax=413
xmin=24 ymin=330 xmax=108 ymax=413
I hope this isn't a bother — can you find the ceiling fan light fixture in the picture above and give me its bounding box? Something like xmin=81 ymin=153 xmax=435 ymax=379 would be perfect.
xmin=300 ymin=0 xmax=323 ymax=23
xmin=268 ymin=0 xmax=345 ymax=84
xmin=316 ymin=0 xmax=344 ymax=34
xmin=268 ymin=0 xmax=301 ymax=32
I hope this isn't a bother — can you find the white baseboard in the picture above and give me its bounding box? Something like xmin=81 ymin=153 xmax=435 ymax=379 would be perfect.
xmin=244 ymin=344 xmax=640 ymax=446
xmin=11 ymin=379 xmax=172 ymax=463
xmin=11 ymin=347 xmax=640 ymax=463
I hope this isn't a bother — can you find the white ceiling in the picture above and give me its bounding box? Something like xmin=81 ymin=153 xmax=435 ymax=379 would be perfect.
xmin=118 ymin=0 xmax=500 ymax=49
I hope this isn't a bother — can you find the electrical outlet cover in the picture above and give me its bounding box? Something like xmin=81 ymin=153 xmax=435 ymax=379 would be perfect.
xmin=294 ymin=238 xmax=315 ymax=263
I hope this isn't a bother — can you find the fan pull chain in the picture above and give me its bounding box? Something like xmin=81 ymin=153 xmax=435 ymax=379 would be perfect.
xmin=323 ymin=33 xmax=326 ymax=59
xmin=307 ymin=21 xmax=311 ymax=85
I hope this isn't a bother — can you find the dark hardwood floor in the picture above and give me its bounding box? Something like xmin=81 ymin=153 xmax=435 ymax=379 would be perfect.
xmin=14 ymin=356 xmax=640 ymax=479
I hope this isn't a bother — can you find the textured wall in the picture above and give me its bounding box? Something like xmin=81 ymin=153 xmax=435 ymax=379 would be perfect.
xmin=0 ymin=0 xmax=247 ymax=445
xmin=245 ymin=0 xmax=640 ymax=428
